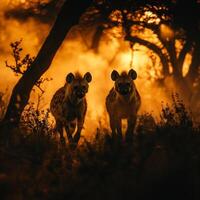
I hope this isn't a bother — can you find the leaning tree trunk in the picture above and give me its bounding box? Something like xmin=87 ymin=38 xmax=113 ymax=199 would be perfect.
xmin=3 ymin=0 xmax=92 ymax=126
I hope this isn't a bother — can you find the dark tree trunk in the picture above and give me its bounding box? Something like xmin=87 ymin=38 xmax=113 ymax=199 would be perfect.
xmin=186 ymin=41 xmax=200 ymax=82
xmin=173 ymin=74 xmax=192 ymax=104
xmin=91 ymin=25 xmax=104 ymax=53
xmin=3 ymin=0 xmax=92 ymax=126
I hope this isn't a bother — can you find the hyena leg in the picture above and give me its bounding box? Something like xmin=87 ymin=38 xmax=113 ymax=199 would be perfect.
xmin=125 ymin=116 xmax=136 ymax=142
xmin=64 ymin=122 xmax=75 ymax=144
xmin=73 ymin=118 xmax=84 ymax=145
xmin=109 ymin=117 xmax=117 ymax=138
xmin=56 ymin=121 xmax=65 ymax=145
xmin=116 ymin=118 xmax=122 ymax=140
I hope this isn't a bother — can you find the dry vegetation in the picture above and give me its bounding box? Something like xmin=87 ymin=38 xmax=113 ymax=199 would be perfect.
xmin=0 ymin=93 xmax=200 ymax=200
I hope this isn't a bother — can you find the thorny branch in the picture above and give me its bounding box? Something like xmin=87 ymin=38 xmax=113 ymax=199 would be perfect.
xmin=5 ymin=39 xmax=53 ymax=94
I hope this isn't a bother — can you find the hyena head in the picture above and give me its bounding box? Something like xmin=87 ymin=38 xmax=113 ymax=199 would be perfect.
xmin=66 ymin=72 xmax=92 ymax=99
xmin=111 ymin=69 xmax=137 ymax=95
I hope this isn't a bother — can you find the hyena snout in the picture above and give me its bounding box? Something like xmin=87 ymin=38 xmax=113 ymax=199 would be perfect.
xmin=117 ymin=82 xmax=131 ymax=95
xmin=75 ymin=87 xmax=86 ymax=99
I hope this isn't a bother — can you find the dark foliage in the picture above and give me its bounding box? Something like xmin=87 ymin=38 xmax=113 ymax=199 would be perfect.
xmin=4 ymin=0 xmax=65 ymax=24
xmin=0 ymin=95 xmax=200 ymax=200
xmin=5 ymin=39 xmax=35 ymax=76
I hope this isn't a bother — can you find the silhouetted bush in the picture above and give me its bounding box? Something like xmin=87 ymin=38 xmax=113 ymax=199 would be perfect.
xmin=0 ymin=93 xmax=200 ymax=200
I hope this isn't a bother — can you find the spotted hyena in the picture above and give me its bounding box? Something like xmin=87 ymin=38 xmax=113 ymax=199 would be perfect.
xmin=50 ymin=72 xmax=92 ymax=145
xmin=106 ymin=69 xmax=141 ymax=141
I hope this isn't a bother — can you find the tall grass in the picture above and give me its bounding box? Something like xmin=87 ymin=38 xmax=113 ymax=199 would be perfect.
xmin=0 ymin=93 xmax=200 ymax=200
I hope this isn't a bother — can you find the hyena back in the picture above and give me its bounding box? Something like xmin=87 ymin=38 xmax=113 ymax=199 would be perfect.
xmin=106 ymin=69 xmax=141 ymax=141
xmin=50 ymin=72 xmax=92 ymax=146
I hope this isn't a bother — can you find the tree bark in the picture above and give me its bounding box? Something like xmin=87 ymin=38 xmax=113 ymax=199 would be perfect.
xmin=3 ymin=0 xmax=92 ymax=126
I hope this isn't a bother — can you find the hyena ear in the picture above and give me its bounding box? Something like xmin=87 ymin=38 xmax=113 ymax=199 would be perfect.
xmin=66 ymin=73 xmax=74 ymax=83
xmin=84 ymin=72 xmax=92 ymax=83
xmin=111 ymin=70 xmax=119 ymax=81
xmin=128 ymin=69 xmax=137 ymax=80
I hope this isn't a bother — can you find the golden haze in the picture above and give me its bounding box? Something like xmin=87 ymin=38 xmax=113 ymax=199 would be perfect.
xmin=0 ymin=1 xmax=191 ymax=138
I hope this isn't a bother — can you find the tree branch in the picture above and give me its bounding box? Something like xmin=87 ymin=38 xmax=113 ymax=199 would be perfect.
xmin=129 ymin=20 xmax=177 ymax=70
xmin=135 ymin=20 xmax=179 ymax=76
xmin=125 ymin=35 xmax=169 ymax=76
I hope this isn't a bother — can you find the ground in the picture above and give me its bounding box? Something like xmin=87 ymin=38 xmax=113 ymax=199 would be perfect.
xmin=0 ymin=96 xmax=200 ymax=200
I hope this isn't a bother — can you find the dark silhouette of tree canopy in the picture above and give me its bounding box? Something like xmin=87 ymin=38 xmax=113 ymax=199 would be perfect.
xmin=5 ymin=0 xmax=65 ymax=23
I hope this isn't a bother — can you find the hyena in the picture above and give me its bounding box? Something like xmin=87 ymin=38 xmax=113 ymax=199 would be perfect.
xmin=50 ymin=72 xmax=92 ymax=145
xmin=106 ymin=69 xmax=141 ymax=141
